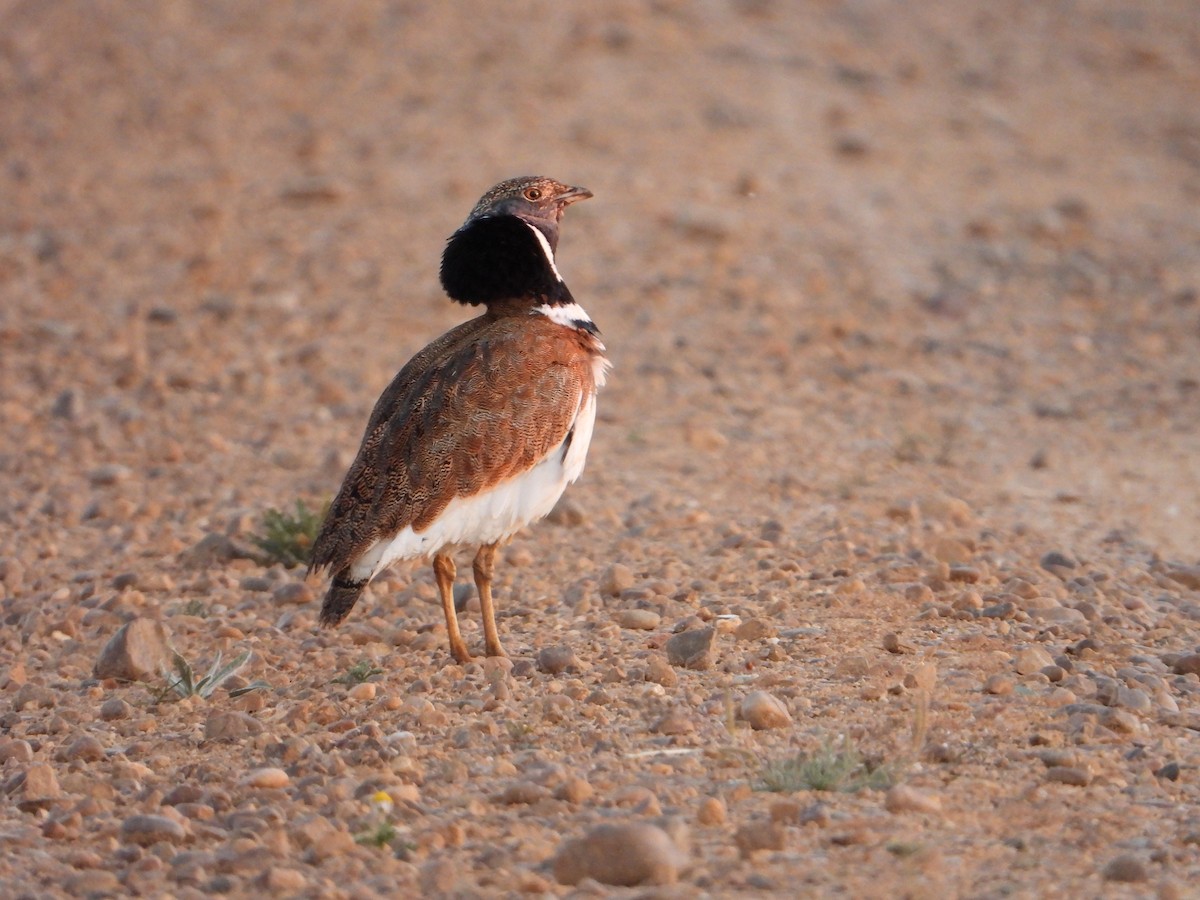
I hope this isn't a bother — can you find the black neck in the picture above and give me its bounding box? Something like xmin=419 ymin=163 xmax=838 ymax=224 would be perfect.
xmin=439 ymin=215 xmax=573 ymax=307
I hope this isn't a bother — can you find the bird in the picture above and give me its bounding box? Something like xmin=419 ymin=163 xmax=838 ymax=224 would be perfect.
xmin=308 ymin=176 xmax=608 ymax=664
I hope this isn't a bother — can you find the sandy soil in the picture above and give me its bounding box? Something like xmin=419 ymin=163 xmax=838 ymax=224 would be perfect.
xmin=2 ymin=1 xmax=1199 ymax=896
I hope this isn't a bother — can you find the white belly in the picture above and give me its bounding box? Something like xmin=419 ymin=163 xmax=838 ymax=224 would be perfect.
xmin=352 ymin=392 xmax=597 ymax=581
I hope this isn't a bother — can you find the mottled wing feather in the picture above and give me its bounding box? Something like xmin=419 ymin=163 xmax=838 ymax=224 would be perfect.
xmin=310 ymin=315 xmax=592 ymax=576
xmin=308 ymin=314 xmax=491 ymax=575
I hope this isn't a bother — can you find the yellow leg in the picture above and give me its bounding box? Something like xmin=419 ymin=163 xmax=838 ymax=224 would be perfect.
xmin=473 ymin=543 xmax=507 ymax=658
xmin=434 ymin=552 xmax=471 ymax=664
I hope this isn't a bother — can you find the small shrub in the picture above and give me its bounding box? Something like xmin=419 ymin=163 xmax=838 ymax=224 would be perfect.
xmin=757 ymin=738 xmax=898 ymax=794
xmin=332 ymin=660 xmax=384 ymax=686
xmin=251 ymin=500 xmax=327 ymax=567
xmin=156 ymin=650 xmax=268 ymax=701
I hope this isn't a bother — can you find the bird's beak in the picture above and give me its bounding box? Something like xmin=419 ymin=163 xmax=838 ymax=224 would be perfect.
xmin=556 ymin=185 xmax=593 ymax=206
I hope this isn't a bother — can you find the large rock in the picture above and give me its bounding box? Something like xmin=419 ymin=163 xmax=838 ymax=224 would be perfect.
xmin=93 ymin=618 xmax=173 ymax=682
xmin=553 ymin=822 xmax=687 ymax=886
xmin=665 ymin=627 xmax=716 ymax=670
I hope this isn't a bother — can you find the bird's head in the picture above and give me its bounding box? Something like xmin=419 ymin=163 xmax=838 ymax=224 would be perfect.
xmin=467 ymin=176 xmax=593 ymax=232
xmin=441 ymin=176 xmax=592 ymax=307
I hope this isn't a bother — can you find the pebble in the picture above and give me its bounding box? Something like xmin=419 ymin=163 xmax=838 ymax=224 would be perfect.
xmin=14 ymin=763 xmax=62 ymax=810
xmin=697 ymin=796 xmax=727 ymax=826
xmin=239 ymin=767 xmax=289 ymax=789
xmin=600 ymin=564 xmax=635 ymax=597
xmin=100 ymin=698 xmax=132 ymax=720
xmin=120 ymin=814 xmax=187 ymax=846
xmin=554 ymin=776 xmax=594 ymax=805
xmin=644 ymin=654 xmax=678 ymax=687
xmin=261 ymin=868 xmax=308 ymax=892
xmin=553 ymin=822 xmax=687 ymax=886
xmin=882 ymin=632 xmax=914 ymax=654
xmin=734 ymin=618 xmax=776 ymax=641
xmin=204 ymin=710 xmax=265 ymax=742
xmin=1014 ymin=646 xmax=1055 ymax=675
xmin=983 ymin=674 xmax=1014 ymax=696
xmin=61 ymin=735 xmax=106 ymax=762
xmin=741 ymin=691 xmax=792 ymax=730
xmin=497 ymin=781 xmax=552 ymax=805
xmin=347 ymin=682 xmax=376 ymax=701
xmin=88 ymin=463 xmax=132 ymax=486
xmin=1102 ymin=853 xmax=1148 ymax=883
xmin=734 ymin=819 xmax=786 ymax=858
xmin=884 ymin=785 xmax=942 ymax=815
xmin=665 ymin=626 xmax=716 ymax=670
xmin=1172 ymin=654 xmax=1200 ymax=676
xmin=0 ymin=739 xmax=34 ymax=764
xmin=272 ymin=582 xmax=313 ymax=606
xmin=535 ymin=645 xmax=579 ymax=675
xmin=93 ymin=618 xmax=173 ymax=682
xmin=1045 ymin=766 xmax=1091 ymax=787
xmin=618 ymin=609 xmax=661 ymax=630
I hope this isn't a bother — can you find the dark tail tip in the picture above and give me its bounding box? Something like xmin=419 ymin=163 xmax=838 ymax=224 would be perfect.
xmin=319 ymin=574 xmax=366 ymax=627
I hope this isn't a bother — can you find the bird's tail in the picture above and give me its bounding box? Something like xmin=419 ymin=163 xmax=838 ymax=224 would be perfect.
xmin=319 ymin=572 xmax=367 ymax=627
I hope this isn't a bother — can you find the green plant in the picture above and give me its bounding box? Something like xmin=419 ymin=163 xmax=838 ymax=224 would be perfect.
xmin=757 ymin=737 xmax=899 ymax=794
xmin=356 ymin=821 xmax=399 ymax=848
xmin=332 ymin=660 xmax=384 ymax=686
xmin=251 ymin=500 xmax=327 ymax=567
xmin=157 ymin=650 xmax=268 ymax=701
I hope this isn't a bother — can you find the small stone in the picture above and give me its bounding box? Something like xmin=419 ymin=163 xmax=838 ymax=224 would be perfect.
xmin=554 ymin=776 xmax=594 ymax=805
xmin=0 ymin=739 xmax=34 ymax=763
xmin=62 ymin=735 xmax=106 ymax=762
xmin=884 ymin=785 xmax=942 ymax=815
xmin=1040 ymin=551 xmax=1076 ymax=572
xmin=261 ymin=868 xmax=308 ymax=892
xmin=120 ymin=814 xmax=187 ymax=846
xmin=882 ymin=632 xmax=913 ymax=654
xmin=1164 ymin=565 xmax=1200 ymax=590
xmin=652 ymin=708 xmax=695 ymax=735
xmin=204 ymin=710 xmax=264 ymax=742
xmin=1045 ymin=766 xmax=1091 ymax=787
xmin=740 ymin=691 xmax=792 ymax=730
xmin=15 ymin=763 xmax=62 ymax=810
xmin=984 ymin=674 xmax=1014 ymax=696
xmin=600 ymin=564 xmax=635 ymax=597
xmin=498 ymin=781 xmax=552 ymax=805
xmin=619 ymin=609 xmax=661 ymax=630
xmin=536 ymin=645 xmax=579 ymax=675
xmin=665 ymin=626 xmax=716 ymax=670
xmin=1102 ymin=853 xmax=1148 ymax=883
xmin=734 ymin=819 xmax=785 ymax=859
xmin=734 ymin=618 xmax=776 ymax=641
xmin=1171 ymin=654 xmax=1200 ymax=676
xmin=644 ymin=654 xmax=677 ymax=687
xmin=88 ymin=464 xmax=132 ymax=486
xmin=553 ymin=822 xmax=687 ymax=886
xmin=272 ymin=582 xmax=313 ymax=606
xmin=1014 ymin=646 xmax=1055 ymax=675
xmin=100 ymin=698 xmax=132 ymax=720
xmin=239 ymin=767 xmax=289 ymax=789
xmin=94 ymin=618 xmax=173 ymax=682
xmin=697 ymin=797 xmax=726 ymax=826
xmin=111 ymin=572 xmax=139 ymax=591
xmin=1101 ymin=708 xmax=1138 ymax=734
xmin=347 ymin=682 xmax=376 ymax=701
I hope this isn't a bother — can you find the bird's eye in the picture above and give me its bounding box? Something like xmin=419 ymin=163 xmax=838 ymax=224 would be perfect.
xmin=524 ymin=187 xmax=543 ymax=201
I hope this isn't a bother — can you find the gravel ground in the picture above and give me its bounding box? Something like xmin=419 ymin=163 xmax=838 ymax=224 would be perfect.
xmin=2 ymin=1 xmax=1199 ymax=897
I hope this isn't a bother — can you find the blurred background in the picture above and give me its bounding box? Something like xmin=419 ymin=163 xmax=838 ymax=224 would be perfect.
xmin=1 ymin=0 xmax=1198 ymax=559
